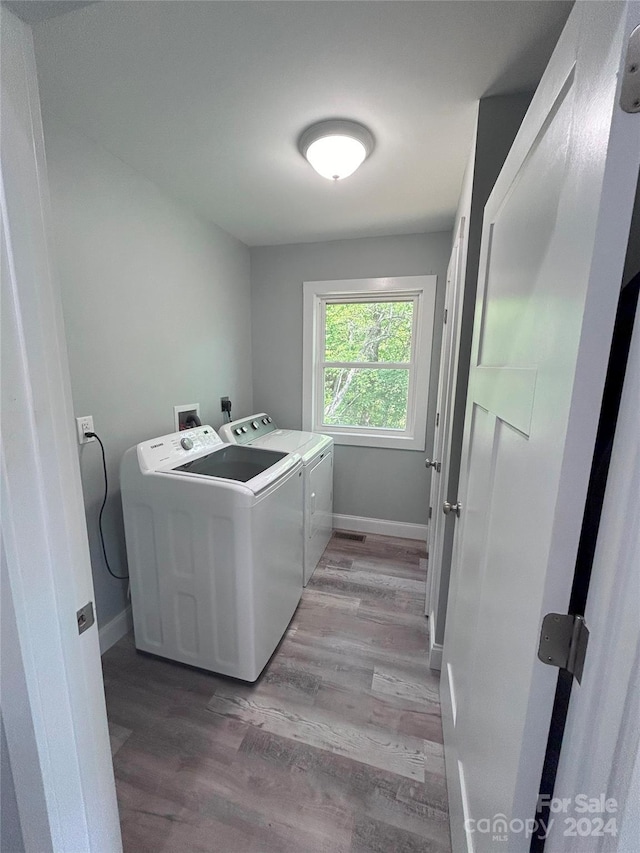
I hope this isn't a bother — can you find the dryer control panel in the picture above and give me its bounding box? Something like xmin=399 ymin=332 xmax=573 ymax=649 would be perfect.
xmin=219 ymin=413 xmax=277 ymax=445
xmin=137 ymin=426 xmax=222 ymax=472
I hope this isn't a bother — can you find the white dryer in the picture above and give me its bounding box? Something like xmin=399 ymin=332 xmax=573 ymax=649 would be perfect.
xmin=120 ymin=425 xmax=304 ymax=682
xmin=219 ymin=413 xmax=333 ymax=585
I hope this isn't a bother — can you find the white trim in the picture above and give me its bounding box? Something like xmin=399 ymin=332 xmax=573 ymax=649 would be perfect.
xmin=99 ymin=606 xmax=133 ymax=655
xmin=333 ymin=513 xmax=427 ymax=541
xmin=545 ymin=285 xmax=640 ymax=851
xmin=303 ymin=276 xmax=437 ymax=450
xmin=428 ymin=617 xmax=443 ymax=671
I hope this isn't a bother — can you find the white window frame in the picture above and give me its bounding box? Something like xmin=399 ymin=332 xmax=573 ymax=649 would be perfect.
xmin=303 ymin=275 xmax=437 ymax=450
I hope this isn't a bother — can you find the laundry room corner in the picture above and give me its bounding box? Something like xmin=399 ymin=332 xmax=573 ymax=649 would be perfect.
xmin=37 ymin=114 xmax=254 ymax=645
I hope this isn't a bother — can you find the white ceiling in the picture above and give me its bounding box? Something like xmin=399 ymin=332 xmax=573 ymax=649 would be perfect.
xmin=30 ymin=1 xmax=572 ymax=246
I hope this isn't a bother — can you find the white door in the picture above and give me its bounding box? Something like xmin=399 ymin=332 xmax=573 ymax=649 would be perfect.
xmin=440 ymin=3 xmax=640 ymax=852
xmin=1 ymin=7 xmax=121 ymax=850
xmin=426 ymin=221 xmax=465 ymax=670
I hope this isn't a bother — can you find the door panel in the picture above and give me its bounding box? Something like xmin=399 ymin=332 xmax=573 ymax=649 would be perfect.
xmin=479 ymin=76 xmax=573 ymax=368
xmin=441 ymin=3 xmax=640 ymax=851
xmin=446 ymin=403 xmax=496 ymax=724
xmin=460 ymin=417 xmax=539 ymax=816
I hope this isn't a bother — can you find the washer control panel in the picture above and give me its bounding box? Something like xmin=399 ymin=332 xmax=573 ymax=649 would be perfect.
xmin=138 ymin=426 xmax=223 ymax=471
xmin=219 ymin=413 xmax=277 ymax=445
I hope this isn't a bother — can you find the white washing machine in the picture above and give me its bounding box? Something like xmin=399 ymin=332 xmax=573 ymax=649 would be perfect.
xmin=219 ymin=413 xmax=333 ymax=585
xmin=120 ymin=425 xmax=304 ymax=682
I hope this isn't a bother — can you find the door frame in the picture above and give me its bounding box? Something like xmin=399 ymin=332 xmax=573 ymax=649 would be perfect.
xmin=1 ymin=8 xmax=121 ymax=850
xmin=426 ymin=216 xmax=466 ymax=670
xmin=544 ymin=274 xmax=640 ymax=851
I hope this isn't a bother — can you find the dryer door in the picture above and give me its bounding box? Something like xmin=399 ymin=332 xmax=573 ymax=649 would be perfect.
xmin=305 ymin=450 xmax=333 ymax=585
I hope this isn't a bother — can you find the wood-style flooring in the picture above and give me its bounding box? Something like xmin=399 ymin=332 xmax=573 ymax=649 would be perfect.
xmin=102 ymin=531 xmax=451 ymax=852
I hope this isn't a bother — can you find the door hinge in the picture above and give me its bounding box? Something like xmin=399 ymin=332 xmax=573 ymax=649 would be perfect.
xmin=444 ymin=308 xmax=448 ymax=324
xmin=429 ymin=506 xmax=433 ymax=520
xmin=620 ymin=24 xmax=640 ymax=113
xmin=436 ymin=412 xmax=440 ymax=427
xmin=77 ymin=601 xmax=95 ymax=635
xmin=537 ymin=613 xmax=589 ymax=683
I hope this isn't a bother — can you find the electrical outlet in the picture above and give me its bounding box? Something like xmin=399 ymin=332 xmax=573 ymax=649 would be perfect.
xmin=76 ymin=415 xmax=95 ymax=444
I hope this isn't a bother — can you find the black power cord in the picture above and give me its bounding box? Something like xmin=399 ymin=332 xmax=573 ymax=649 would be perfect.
xmin=85 ymin=431 xmax=129 ymax=580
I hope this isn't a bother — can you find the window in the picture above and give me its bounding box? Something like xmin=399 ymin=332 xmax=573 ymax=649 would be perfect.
xmin=303 ymin=276 xmax=437 ymax=450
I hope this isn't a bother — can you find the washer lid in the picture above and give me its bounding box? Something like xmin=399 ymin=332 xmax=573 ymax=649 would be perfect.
xmin=250 ymin=429 xmax=332 ymax=464
xmin=134 ymin=426 xmax=301 ymax=494
xmin=173 ymin=444 xmax=288 ymax=482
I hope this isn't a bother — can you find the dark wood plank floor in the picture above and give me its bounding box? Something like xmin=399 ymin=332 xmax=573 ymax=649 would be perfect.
xmin=102 ymin=531 xmax=451 ymax=853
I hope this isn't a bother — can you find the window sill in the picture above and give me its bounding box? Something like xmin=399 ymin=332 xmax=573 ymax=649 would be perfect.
xmin=316 ymin=428 xmax=426 ymax=451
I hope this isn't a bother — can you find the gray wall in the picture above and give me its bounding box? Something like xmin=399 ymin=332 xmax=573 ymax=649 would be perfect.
xmin=250 ymin=233 xmax=452 ymax=525
xmin=43 ymin=119 xmax=253 ymax=628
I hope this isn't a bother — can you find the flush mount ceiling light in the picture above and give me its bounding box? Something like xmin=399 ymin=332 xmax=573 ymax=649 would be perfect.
xmin=298 ymin=119 xmax=375 ymax=181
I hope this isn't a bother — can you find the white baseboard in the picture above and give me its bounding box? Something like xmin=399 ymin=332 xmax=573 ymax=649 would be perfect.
xmin=99 ymin=605 xmax=132 ymax=655
xmin=428 ymin=608 xmax=443 ymax=671
xmin=333 ymin=513 xmax=427 ymax=541
xmin=429 ymin=637 xmax=443 ymax=671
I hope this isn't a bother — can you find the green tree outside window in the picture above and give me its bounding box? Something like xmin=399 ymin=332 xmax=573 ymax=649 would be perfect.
xmin=323 ymin=301 xmax=414 ymax=429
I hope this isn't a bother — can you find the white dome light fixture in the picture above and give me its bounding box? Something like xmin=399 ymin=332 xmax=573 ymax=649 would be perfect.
xmin=298 ymin=119 xmax=375 ymax=181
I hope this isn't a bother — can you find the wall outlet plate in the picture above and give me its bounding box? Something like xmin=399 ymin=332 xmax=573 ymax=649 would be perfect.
xmin=76 ymin=415 xmax=95 ymax=444
xmin=174 ymin=403 xmax=200 ymax=431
